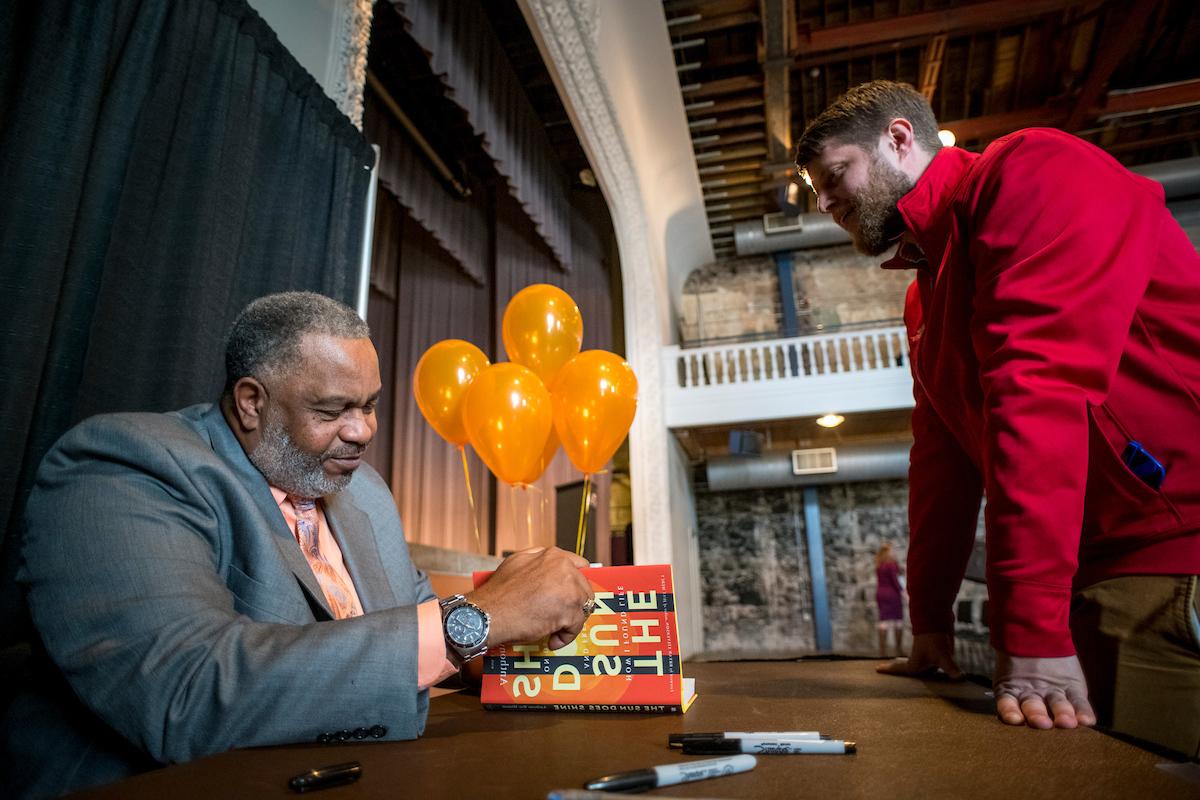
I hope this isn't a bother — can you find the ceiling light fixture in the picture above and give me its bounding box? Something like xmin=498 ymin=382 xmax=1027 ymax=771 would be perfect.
xmin=816 ymin=413 xmax=845 ymax=428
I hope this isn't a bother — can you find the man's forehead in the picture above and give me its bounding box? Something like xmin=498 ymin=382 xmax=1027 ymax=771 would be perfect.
xmin=293 ymin=334 xmax=379 ymax=383
xmin=810 ymin=139 xmax=867 ymax=167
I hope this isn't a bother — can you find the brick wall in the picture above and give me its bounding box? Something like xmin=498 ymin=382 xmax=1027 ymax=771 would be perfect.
xmin=678 ymin=244 xmax=913 ymax=343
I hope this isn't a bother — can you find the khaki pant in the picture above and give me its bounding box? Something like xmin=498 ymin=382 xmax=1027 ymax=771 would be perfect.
xmin=1070 ymin=574 xmax=1200 ymax=759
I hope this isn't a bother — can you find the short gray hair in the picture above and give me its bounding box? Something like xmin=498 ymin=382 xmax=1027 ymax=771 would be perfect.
xmin=223 ymin=291 xmax=370 ymax=394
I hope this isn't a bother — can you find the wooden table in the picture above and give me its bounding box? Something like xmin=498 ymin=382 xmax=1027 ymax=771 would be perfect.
xmin=74 ymin=659 xmax=1198 ymax=799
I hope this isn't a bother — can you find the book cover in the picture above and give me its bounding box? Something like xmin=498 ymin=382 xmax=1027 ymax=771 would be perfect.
xmin=471 ymin=564 xmax=697 ymax=713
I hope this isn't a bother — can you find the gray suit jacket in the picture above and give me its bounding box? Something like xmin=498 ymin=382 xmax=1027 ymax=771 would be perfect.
xmin=2 ymin=404 xmax=436 ymax=797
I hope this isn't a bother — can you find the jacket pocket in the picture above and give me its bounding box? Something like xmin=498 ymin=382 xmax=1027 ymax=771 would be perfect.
xmin=225 ymin=564 xmax=311 ymax=624
xmin=1082 ymin=402 xmax=1181 ymax=548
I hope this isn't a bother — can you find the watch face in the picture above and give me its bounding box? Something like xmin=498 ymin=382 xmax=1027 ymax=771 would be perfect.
xmin=445 ymin=605 xmax=486 ymax=647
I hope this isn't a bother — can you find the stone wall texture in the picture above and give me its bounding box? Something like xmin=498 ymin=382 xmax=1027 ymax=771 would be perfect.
xmin=696 ymin=480 xmax=995 ymax=676
xmin=678 ymin=244 xmax=913 ymax=344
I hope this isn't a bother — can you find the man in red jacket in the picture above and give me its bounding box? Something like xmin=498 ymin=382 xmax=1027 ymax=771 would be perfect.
xmin=796 ymin=81 xmax=1200 ymax=757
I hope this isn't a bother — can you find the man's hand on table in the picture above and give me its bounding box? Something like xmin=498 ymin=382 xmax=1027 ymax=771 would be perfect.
xmin=877 ymin=632 xmax=964 ymax=680
xmin=993 ymin=651 xmax=1096 ymax=730
xmin=466 ymin=546 xmax=593 ymax=652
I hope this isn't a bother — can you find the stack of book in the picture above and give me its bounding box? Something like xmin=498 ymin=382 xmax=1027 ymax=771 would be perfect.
xmin=472 ymin=564 xmax=697 ymax=713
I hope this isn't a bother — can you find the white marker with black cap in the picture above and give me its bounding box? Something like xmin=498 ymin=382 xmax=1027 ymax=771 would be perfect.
xmin=583 ymin=754 xmax=756 ymax=792
xmin=681 ymin=738 xmax=856 ymax=755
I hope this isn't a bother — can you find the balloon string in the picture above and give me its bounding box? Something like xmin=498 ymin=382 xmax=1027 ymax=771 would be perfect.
xmin=524 ymin=486 xmax=534 ymax=548
xmin=459 ymin=447 xmax=482 ymax=553
xmin=540 ymin=488 xmax=547 ymax=548
xmin=575 ymin=473 xmax=592 ymax=558
xmin=509 ymin=485 xmax=519 ymax=554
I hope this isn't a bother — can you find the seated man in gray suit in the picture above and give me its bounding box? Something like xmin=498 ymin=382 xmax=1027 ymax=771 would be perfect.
xmin=3 ymin=291 xmax=594 ymax=797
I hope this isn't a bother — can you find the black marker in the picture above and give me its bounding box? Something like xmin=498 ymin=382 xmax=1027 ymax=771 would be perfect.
xmin=584 ymin=753 xmax=756 ymax=792
xmin=682 ymin=738 xmax=856 ymax=755
xmin=669 ymin=730 xmax=827 ymax=747
xmin=288 ymin=761 xmax=363 ymax=792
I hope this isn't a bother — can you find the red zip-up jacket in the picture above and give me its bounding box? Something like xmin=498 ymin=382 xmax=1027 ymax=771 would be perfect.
xmin=885 ymin=128 xmax=1200 ymax=657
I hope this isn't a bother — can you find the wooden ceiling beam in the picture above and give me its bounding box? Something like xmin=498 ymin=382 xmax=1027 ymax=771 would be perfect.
xmin=1064 ymin=0 xmax=1158 ymax=131
xmin=703 ymin=183 xmax=768 ymax=200
xmin=695 ymin=144 xmax=769 ymax=163
xmin=690 ymin=112 xmax=767 ymax=132
xmin=793 ymin=0 xmax=1087 ymax=56
xmin=942 ymin=107 xmax=1066 ymax=142
xmin=669 ymin=11 xmax=759 ymax=38
xmin=665 ymin=0 xmax=756 ymax=17
xmin=706 ymin=195 xmax=770 ymax=210
xmin=761 ymin=0 xmax=793 ymax=166
xmin=694 ymin=129 xmax=766 ymax=148
xmin=1098 ymin=128 xmax=1200 ymax=156
xmin=1099 ymin=78 xmax=1200 ymax=119
xmin=943 ymin=78 xmax=1200 ymax=143
xmin=686 ymin=95 xmax=764 ymax=116
xmin=698 ymin=157 xmax=765 ymax=174
xmin=681 ymin=74 xmax=764 ymax=98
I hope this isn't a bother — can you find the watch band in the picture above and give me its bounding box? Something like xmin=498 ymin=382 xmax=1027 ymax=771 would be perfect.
xmin=439 ymin=594 xmax=490 ymax=665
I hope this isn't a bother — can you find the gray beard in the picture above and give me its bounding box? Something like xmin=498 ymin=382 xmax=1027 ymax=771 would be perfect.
xmin=851 ymin=157 xmax=914 ymax=256
xmin=249 ymin=414 xmax=353 ymax=498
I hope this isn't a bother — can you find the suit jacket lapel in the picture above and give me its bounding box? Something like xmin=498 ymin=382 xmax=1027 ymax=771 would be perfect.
xmin=325 ymin=492 xmax=397 ymax=613
xmin=199 ymin=404 xmax=334 ymax=619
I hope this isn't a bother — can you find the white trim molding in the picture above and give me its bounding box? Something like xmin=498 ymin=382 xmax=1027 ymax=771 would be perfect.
xmin=328 ymin=0 xmax=374 ymax=129
xmin=519 ymin=0 xmax=705 ymax=654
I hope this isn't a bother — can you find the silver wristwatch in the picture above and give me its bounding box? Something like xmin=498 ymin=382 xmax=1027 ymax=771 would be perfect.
xmin=439 ymin=594 xmax=491 ymax=665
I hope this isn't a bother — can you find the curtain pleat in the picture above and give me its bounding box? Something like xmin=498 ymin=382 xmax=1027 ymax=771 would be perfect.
xmin=0 ymin=0 xmax=373 ymax=641
xmin=363 ymin=98 xmax=489 ymax=284
xmin=366 ymin=190 xmax=493 ymax=553
xmin=365 ymin=176 xmax=617 ymax=557
xmin=388 ymin=0 xmax=573 ymax=272
xmin=491 ymin=193 xmax=613 ymax=558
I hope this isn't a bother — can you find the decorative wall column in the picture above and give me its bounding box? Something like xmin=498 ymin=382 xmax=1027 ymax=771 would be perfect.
xmin=519 ymin=0 xmax=670 ymax=548
xmin=519 ymin=0 xmax=704 ymax=653
xmin=328 ymin=0 xmax=373 ymax=128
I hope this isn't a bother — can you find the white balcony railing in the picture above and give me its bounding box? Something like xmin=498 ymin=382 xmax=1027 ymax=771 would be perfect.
xmin=662 ymin=325 xmax=914 ymax=428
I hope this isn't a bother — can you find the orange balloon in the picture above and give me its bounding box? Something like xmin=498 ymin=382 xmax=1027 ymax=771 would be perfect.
xmin=413 ymin=340 xmax=490 ymax=447
xmin=552 ymin=350 xmax=638 ymax=475
xmin=502 ymin=284 xmax=583 ymax=386
xmin=518 ymin=427 xmax=560 ymax=485
xmin=462 ymin=363 xmax=553 ymax=486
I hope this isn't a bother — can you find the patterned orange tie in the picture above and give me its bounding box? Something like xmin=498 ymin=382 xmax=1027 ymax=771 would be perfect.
xmin=289 ymin=495 xmax=363 ymax=619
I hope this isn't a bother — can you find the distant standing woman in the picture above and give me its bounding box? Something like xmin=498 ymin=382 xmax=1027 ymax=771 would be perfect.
xmin=875 ymin=543 xmax=905 ymax=657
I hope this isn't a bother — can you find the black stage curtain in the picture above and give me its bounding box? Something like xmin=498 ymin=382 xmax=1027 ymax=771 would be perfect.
xmin=0 ymin=0 xmax=375 ymax=647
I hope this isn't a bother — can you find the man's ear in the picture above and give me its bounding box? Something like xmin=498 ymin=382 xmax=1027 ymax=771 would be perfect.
xmin=230 ymin=377 xmax=268 ymax=432
xmin=884 ymin=118 xmax=916 ymax=160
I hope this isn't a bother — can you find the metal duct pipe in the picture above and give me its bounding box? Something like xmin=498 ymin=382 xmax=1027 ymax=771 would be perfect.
xmin=734 ymin=213 xmax=849 ymax=255
xmin=734 ymin=157 xmax=1200 ymax=257
xmin=705 ymin=440 xmax=911 ymax=491
xmin=1132 ymin=156 xmax=1200 ymax=200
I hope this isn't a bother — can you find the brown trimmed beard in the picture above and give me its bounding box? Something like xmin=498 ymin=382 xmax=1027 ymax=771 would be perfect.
xmin=849 ymin=155 xmax=914 ymax=256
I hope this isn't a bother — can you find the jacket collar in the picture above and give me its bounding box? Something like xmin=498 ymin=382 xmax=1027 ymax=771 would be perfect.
xmin=882 ymin=146 xmax=979 ymax=273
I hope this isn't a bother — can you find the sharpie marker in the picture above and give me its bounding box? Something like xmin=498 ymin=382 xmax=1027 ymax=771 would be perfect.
xmin=584 ymin=753 xmax=756 ymax=792
xmin=682 ymin=738 xmax=856 ymax=755
xmin=669 ymin=731 xmax=826 ymax=747
xmin=288 ymin=761 xmax=362 ymax=792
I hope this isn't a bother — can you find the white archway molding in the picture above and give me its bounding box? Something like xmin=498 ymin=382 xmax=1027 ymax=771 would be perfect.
xmin=519 ymin=0 xmax=712 ymax=654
